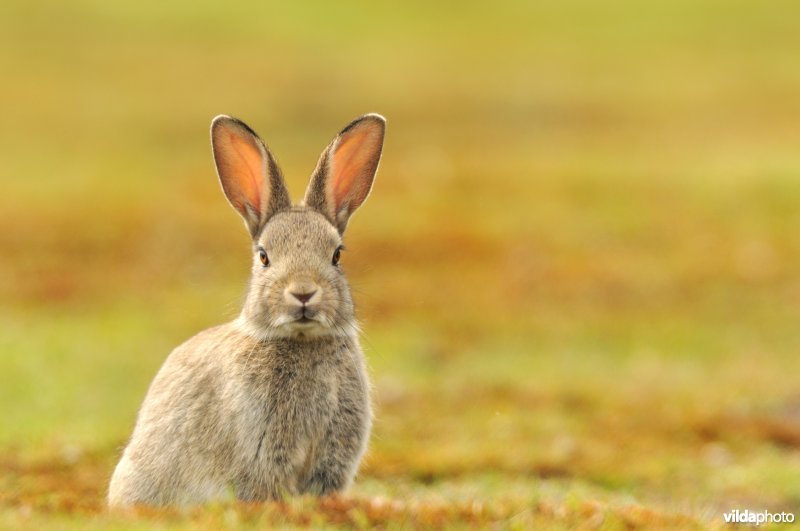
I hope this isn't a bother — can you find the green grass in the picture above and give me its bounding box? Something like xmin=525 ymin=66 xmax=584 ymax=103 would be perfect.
xmin=1 ymin=0 xmax=799 ymax=528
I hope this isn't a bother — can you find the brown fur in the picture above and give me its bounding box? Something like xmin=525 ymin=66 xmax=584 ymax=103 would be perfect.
xmin=108 ymin=114 xmax=385 ymax=507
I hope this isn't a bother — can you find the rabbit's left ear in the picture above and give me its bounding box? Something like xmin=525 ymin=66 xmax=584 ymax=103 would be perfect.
xmin=304 ymin=114 xmax=385 ymax=234
xmin=211 ymin=115 xmax=292 ymax=239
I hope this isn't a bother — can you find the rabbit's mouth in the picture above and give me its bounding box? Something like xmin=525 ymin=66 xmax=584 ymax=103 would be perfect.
xmin=277 ymin=307 xmax=327 ymax=329
xmin=295 ymin=305 xmax=320 ymax=322
xmin=273 ymin=312 xmax=332 ymax=338
xmin=292 ymin=311 xmax=326 ymax=328
xmin=240 ymin=306 xmax=347 ymax=339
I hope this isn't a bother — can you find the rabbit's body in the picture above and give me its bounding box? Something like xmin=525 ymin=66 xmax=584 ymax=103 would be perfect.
xmin=108 ymin=322 xmax=370 ymax=506
xmin=109 ymin=115 xmax=384 ymax=507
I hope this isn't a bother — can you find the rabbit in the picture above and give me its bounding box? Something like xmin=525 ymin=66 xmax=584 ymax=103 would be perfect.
xmin=107 ymin=113 xmax=385 ymax=507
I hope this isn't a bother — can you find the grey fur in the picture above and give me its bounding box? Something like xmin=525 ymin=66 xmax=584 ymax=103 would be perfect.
xmin=108 ymin=114 xmax=385 ymax=507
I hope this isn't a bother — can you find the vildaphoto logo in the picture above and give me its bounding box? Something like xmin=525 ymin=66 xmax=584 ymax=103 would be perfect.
xmin=723 ymin=509 xmax=795 ymax=526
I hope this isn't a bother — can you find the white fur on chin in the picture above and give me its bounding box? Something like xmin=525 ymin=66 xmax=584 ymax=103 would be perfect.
xmin=235 ymin=314 xmax=353 ymax=341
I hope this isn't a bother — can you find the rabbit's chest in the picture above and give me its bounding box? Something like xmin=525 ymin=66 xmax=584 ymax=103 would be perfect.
xmin=233 ymin=357 xmax=340 ymax=488
xmin=238 ymin=355 xmax=340 ymax=445
xmin=268 ymin=361 xmax=339 ymax=431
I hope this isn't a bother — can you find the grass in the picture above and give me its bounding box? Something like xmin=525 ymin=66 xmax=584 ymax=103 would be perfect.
xmin=1 ymin=0 xmax=800 ymax=528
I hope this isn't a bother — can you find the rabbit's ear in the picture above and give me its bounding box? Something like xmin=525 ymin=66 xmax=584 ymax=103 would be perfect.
xmin=211 ymin=115 xmax=291 ymax=239
xmin=304 ymin=114 xmax=385 ymax=233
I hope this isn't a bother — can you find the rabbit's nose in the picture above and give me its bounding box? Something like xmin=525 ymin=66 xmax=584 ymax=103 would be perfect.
xmin=285 ymin=282 xmax=319 ymax=305
xmin=292 ymin=291 xmax=316 ymax=304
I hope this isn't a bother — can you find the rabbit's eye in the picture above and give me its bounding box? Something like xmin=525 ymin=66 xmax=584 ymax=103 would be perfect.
xmin=332 ymin=246 xmax=343 ymax=266
xmin=258 ymin=248 xmax=269 ymax=267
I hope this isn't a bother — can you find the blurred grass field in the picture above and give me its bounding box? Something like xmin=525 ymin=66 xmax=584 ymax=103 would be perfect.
xmin=1 ymin=0 xmax=799 ymax=528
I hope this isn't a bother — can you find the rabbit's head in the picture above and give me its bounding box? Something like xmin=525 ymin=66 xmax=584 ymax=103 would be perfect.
xmin=210 ymin=114 xmax=385 ymax=340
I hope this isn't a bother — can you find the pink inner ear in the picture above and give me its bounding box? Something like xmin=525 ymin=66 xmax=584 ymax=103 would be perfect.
xmin=329 ymin=126 xmax=381 ymax=212
xmin=223 ymin=130 xmax=263 ymax=212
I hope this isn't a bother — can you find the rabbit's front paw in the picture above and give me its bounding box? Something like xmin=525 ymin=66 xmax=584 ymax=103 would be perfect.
xmin=302 ymin=468 xmax=349 ymax=496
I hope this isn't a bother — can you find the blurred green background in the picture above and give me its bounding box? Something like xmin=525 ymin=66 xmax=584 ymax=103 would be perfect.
xmin=1 ymin=0 xmax=799 ymax=527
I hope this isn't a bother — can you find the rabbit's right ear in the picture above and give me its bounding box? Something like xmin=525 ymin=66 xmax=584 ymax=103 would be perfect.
xmin=211 ymin=116 xmax=291 ymax=239
xmin=303 ymin=114 xmax=385 ymax=234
